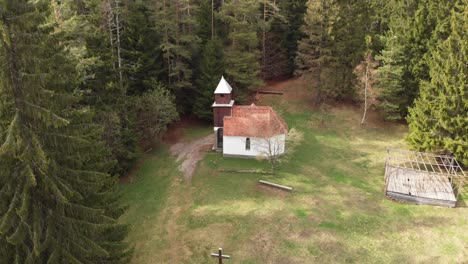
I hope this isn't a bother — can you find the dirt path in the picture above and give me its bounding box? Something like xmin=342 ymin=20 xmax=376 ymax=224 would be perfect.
xmin=169 ymin=134 xmax=214 ymax=181
xmin=159 ymin=134 xmax=214 ymax=262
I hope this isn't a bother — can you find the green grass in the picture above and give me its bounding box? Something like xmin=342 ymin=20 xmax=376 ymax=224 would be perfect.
xmin=119 ymin=147 xmax=180 ymax=259
xmin=120 ymin=82 xmax=468 ymax=263
xmin=120 ymin=148 xmax=174 ymax=222
xmin=181 ymin=123 xmax=212 ymax=140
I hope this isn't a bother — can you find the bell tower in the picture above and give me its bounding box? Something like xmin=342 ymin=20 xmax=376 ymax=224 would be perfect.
xmin=212 ymin=76 xmax=234 ymax=150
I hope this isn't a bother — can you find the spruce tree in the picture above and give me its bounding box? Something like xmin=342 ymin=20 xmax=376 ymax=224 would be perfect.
xmin=373 ymin=0 xmax=421 ymax=120
xmin=407 ymin=4 xmax=467 ymax=165
xmin=297 ymin=0 xmax=371 ymax=102
xmin=333 ymin=1 xmax=369 ymax=98
xmin=274 ymin=0 xmax=307 ymax=76
xmin=374 ymin=33 xmax=408 ymax=120
xmin=295 ymin=0 xmax=340 ymax=104
xmin=193 ymin=38 xmax=225 ymax=120
xmin=0 ymin=1 xmax=130 ymax=262
xmin=150 ymin=0 xmax=200 ymax=110
xmin=123 ymin=0 xmax=166 ymax=95
xmin=219 ymin=0 xmax=263 ymax=96
xmin=196 ymin=0 xmax=218 ymax=44
xmin=256 ymin=0 xmax=291 ymax=79
xmin=374 ymin=0 xmax=456 ymax=120
xmin=51 ymin=0 xmax=141 ymax=175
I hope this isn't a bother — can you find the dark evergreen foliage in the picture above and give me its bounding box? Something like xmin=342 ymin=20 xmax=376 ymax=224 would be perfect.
xmin=219 ymin=0 xmax=263 ymax=98
xmin=0 ymin=0 xmax=130 ymax=262
xmin=151 ymin=0 xmax=201 ymax=112
xmin=407 ymin=3 xmax=467 ymax=164
xmin=273 ymin=0 xmax=307 ymax=76
xmin=194 ymin=38 xmax=225 ymax=120
xmin=123 ymin=0 xmax=166 ymax=95
xmin=295 ymin=0 xmax=341 ymax=103
xmin=374 ymin=0 xmax=457 ymax=120
xmin=296 ymin=0 xmax=370 ymax=103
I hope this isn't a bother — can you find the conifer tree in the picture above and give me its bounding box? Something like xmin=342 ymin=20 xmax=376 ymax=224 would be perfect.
xmin=374 ymin=0 xmax=456 ymax=120
xmin=407 ymin=4 xmax=467 ymax=164
xmin=273 ymin=0 xmax=307 ymax=76
xmin=295 ymin=0 xmax=340 ymax=104
xmin=51 ymin=0 xmax=143 ymax=174
xmin=151 ymin=0 xmax=200 ymax=109
xmin=0 ymin=1 xmax=130 ymax=262
xmin=260 ymin=0 xmax=280 ymax=68
xmin=193 ymin=38 xmax=225 ymax=120
xmin=196 ymin=0 xmax=219 ymax=44
xmin=123 ymin=0 xmax=166 ymax=95
xmin=297 ymin=0 xmax=371 ymax=102
xmin=373 ymin=0 xmax=421 ymax=120
xmin=332 ymin=1 xmax=369 ymax=98
xmin=219 ymin=0 xmax=263 ymax=96
xmin=374 ymin=33 xmax=407 ymax=120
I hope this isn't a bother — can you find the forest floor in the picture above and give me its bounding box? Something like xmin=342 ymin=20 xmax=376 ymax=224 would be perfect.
xmin=120 ymin=78 xmax=468 ymax=263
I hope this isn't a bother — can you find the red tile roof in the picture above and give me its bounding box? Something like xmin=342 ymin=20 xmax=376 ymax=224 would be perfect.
xmin=223 ymin=104 xmax=288 ymax=137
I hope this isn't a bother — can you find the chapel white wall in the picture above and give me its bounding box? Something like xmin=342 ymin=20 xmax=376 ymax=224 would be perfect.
xmin=223 ymin=134 xmax=286 ymax=157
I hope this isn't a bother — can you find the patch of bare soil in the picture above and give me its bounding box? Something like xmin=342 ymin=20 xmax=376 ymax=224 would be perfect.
xmin=121 ymin=116 xmax=208 ymax=183
xmin=257 ymin=78 xmax=397 ymax=130
xmin=162 ymin=116 xmax=207 ymax=144
xmin=253 ymin=78 xmax=326 ymax=116
xmin=170 ymin=134 xmax=214 ymax=181
xmin=253 ymin=78 xmax=311 ymax=104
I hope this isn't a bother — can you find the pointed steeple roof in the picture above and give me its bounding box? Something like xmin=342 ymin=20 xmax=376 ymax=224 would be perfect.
xmin=214 ymin=76 xmax=233 ymax=94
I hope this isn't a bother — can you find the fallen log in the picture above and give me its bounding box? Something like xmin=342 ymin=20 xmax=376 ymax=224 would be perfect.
xmin=219 ymin=169 xmax=272 ymax=175
xmin=255 ymin=90 xmax=284 ymax=95
xmin=144 ymin=148 xmax=153 ymax=153
xmin=259 ymin=180 xmax=293 ymax=191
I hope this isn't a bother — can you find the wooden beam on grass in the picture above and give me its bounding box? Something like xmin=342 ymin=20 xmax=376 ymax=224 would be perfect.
xmin=259 ymin=180 xmax=292 ymax=191
xmin=254 ymin=90 xmax=284 ymax=95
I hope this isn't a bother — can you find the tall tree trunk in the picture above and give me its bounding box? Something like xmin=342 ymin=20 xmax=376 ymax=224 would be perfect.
xmin=162 ymin=0 xmax=171 ymax=85
xmin=211 ymin=0 xmax=214 ymax=39
xmin=232 ymin=12 xmax=237 ymax=49
xmin=106 ymin=1 xmax=116 ymax=71
xmin=262 ymin=0 xmax=267 ymax=72
xmin=175 ymin=0 xmax=180 ymax=83
xmin=316 ymin=0 xmax=325 ymax=106
xmin=187 ymin=0 xmax=192 ymax=34
xmin=360 ymin=61 xmax=369 ymax=125
xmin=115 ymin=0 xmax=123 ymax=92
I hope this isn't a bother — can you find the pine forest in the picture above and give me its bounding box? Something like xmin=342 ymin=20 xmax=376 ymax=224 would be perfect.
xmin=0 ymin=0 xmax=466 ymax=263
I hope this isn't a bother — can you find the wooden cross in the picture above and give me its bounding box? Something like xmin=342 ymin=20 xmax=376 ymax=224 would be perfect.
xmin=210 ymin=248 xmax=230 ymax=264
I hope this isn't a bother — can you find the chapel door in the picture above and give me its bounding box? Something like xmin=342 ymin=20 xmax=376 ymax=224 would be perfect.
xmin=217 ymin=128 xmax=223 ymax=149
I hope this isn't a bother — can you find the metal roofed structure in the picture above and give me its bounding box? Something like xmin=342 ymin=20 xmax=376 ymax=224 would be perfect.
xmin=385 ymin=149 xmax=466 ymax=207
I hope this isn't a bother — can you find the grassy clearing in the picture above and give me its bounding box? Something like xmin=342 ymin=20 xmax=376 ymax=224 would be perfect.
xmin=121 ymin=79 xmax=467 ymax=263
xmin=119 ymin=147 xmax=178 ymax=261
xmin=181 ymin=124 xmax=212 ymax=141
